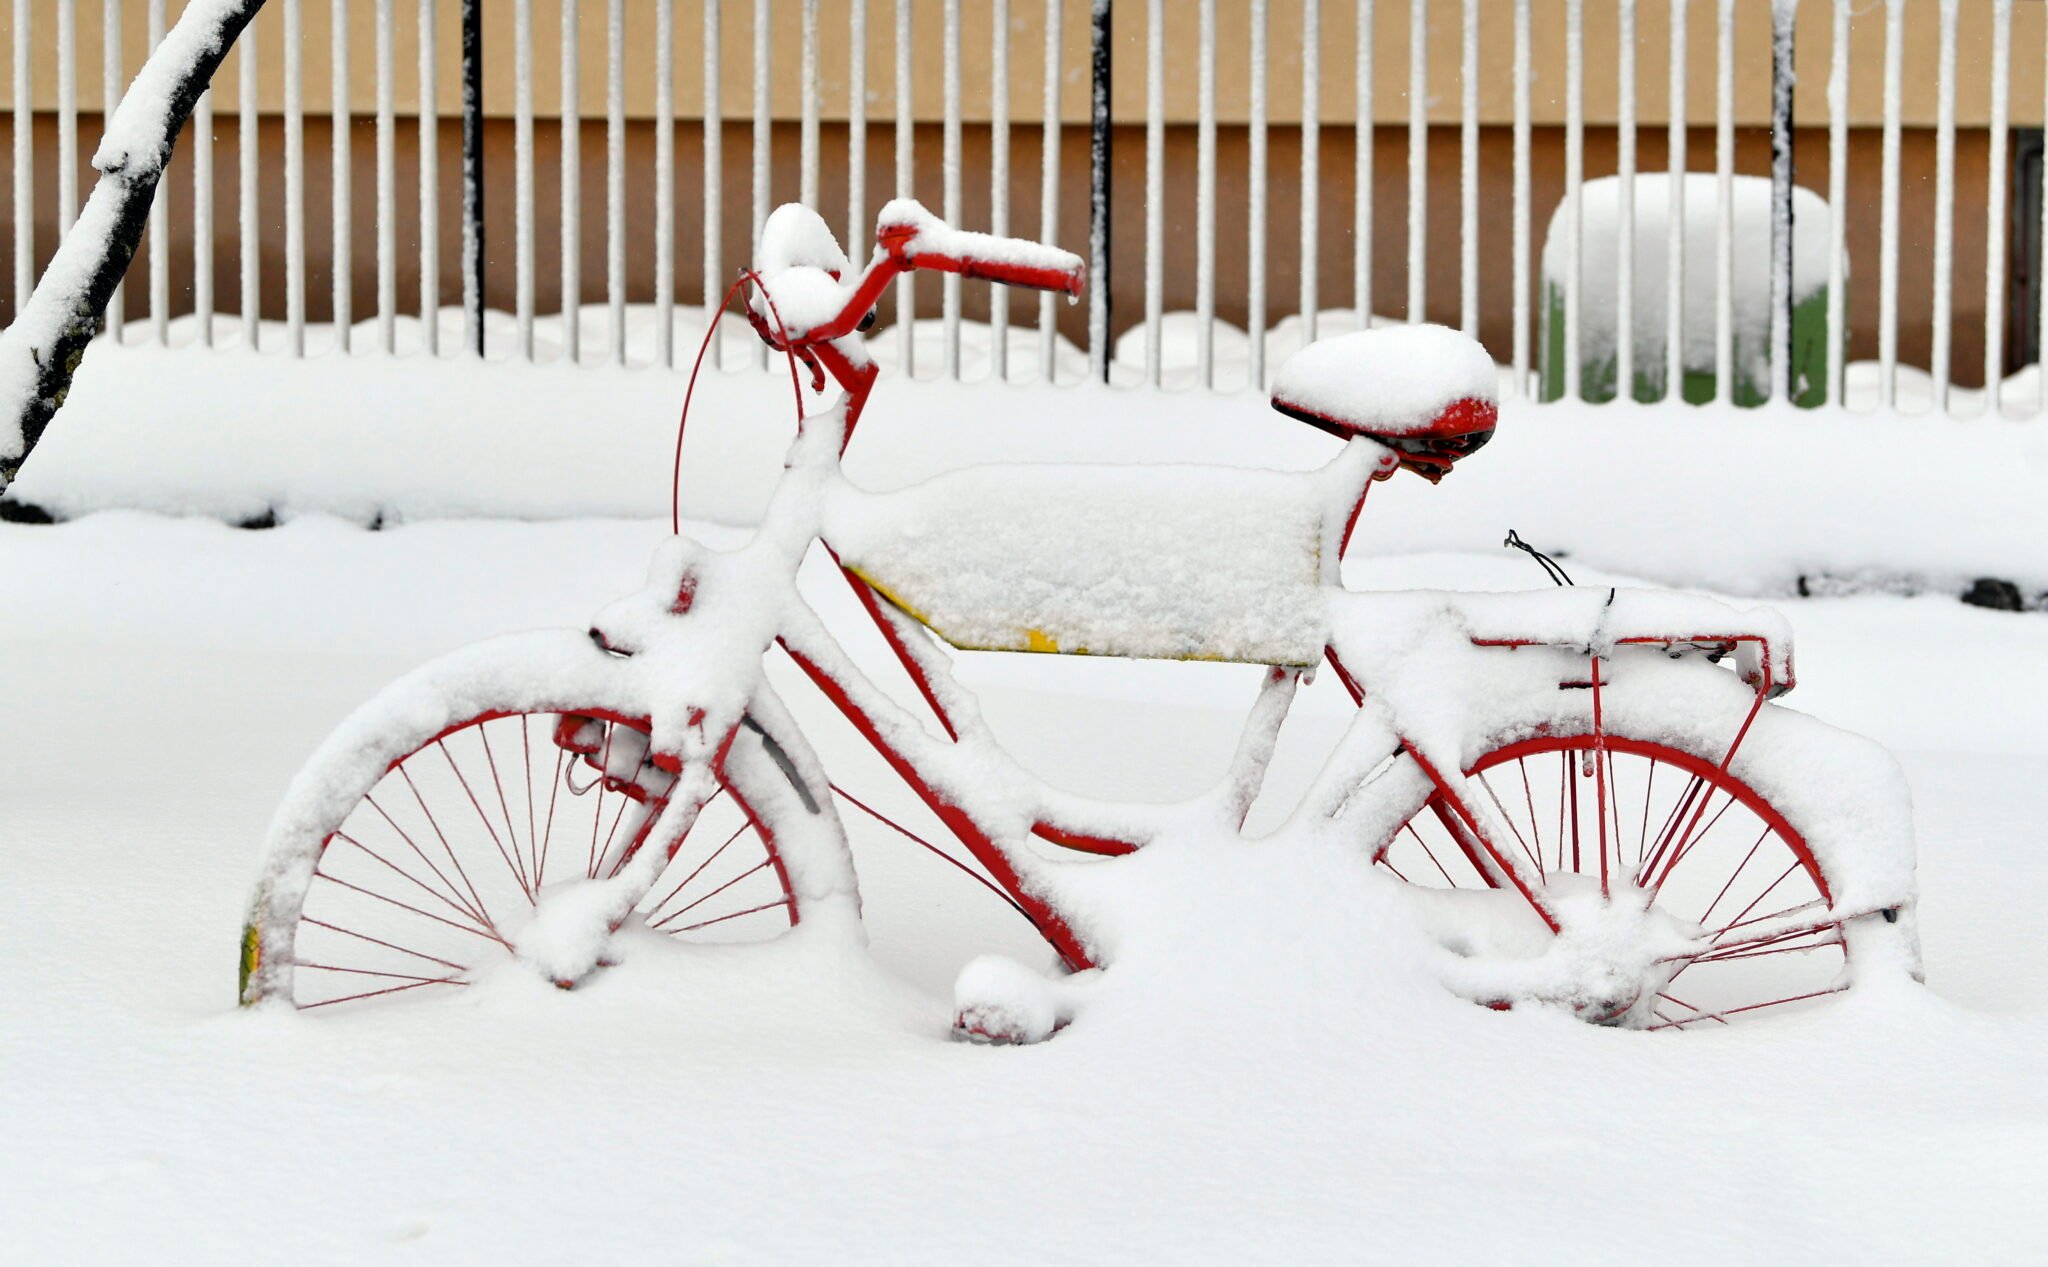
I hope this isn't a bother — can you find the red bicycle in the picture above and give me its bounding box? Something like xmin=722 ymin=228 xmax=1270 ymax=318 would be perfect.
xmin=241 ymin=200 xmax=1920 ymax=1035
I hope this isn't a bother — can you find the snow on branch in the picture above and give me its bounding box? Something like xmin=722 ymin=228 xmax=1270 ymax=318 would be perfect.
xmin=0 ymin=0 xmax=266 ymax=492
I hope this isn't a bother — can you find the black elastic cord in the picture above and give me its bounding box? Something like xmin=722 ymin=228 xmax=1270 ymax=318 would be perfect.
xmin=1503 ymin=529 xmax=1575 ymax=587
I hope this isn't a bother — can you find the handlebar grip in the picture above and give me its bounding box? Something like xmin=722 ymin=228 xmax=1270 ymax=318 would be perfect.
xmin=877 ymin=219 xmax=1085 ymax=298
xmin=926 ymin=251 xmax=1085 ymax=298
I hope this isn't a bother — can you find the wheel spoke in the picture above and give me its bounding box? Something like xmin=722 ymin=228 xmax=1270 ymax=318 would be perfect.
xmin=395 ymin=766 xmax=498 ymax=932
xmin=312 ymin=868 xmax=506 ymax=944
xmin=329 ymin=829 xmax=495 ymax=935
xmin=1403 ymin=820 xmax=1461 ymax=888
xmin=1479 ymin=770 xmax=1544 ymax=880
xmin=441 ymin=738 xmax=534 ymax=903
xmin=661 ymin=896 xmax=795 ymax=936
xmin=649 ymin=858 xmax=772 ymax=930
xmin=300 ymin=916 xmax=468 ymax=972
xmin=360 ymin=795 xmax=491 ymax=928
xmin=298 ymin=974 xmax=470 ymax=1009
xmin=294 ymin=960 xmax=469 ymax=984
xmin=1644 ymin=986 xmax=1845 ymax=1030
xmin=645 ymin=820 xmax=750 ymax=922
xmin=474 ymin=727 xmax=535 ymax=900
xmin=1696 ymin=828 xmax=1770 ymax=928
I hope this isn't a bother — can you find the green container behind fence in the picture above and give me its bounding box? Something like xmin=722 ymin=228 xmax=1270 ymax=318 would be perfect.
xmin=1536 ymin=173 xmax=1838 ymax=408
xmin=1539 ymin=282 xmax=1833 ymax=407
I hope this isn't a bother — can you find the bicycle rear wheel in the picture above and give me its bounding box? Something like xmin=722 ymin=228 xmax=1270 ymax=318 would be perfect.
xmin=1382 ymin=732 xmax=1856 ymax=1029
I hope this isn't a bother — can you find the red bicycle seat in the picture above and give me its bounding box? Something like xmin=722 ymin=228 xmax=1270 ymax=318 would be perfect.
xmin=1270 ymin=325 xmax=1500 ymax=483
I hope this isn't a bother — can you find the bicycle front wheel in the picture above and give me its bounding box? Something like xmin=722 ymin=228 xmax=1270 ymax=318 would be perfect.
xmin=241 ymin=633 xmax=851 ymax=1011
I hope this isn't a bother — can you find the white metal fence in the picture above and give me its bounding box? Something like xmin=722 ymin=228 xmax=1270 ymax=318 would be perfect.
xmin=2 ymin=0 xmax=2045 ymax=415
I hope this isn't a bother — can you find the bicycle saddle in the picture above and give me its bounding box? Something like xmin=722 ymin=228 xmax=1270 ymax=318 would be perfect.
xmin=1270 ymin=324 xmax=1499 ymax=483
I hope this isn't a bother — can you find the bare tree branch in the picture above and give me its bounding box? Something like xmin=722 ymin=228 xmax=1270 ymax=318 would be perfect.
xmin=0 ymin=0 xmax=267 ymax=492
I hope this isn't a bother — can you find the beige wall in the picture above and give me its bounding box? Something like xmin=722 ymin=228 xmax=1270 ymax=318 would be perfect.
xmin=0 ymin=111 xmax=2018 ymax=386
xmin=7 ymin=0 xmax=2045 ymax=127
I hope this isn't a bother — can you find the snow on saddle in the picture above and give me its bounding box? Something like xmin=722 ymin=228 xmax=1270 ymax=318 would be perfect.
xmin=823 ymin=444 xmax=1379 ymax=667
xmin=1268 ymin=323 xmax=1500 ymax=483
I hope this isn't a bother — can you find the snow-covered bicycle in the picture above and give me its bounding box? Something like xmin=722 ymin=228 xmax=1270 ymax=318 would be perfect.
xmin=240 ymin=200 xmax=1920 ymax=1034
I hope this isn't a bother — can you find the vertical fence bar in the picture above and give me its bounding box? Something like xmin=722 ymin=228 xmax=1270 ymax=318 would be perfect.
xmin=1145 ymin=0 xmax=1165 ymax=382
xmin=462 ymin=0 xmax=483 ymax=357
xmin=1355 ymin=0 xmax=1373 ymax=337
xmin=1513 ymin=0 xmax=1529 ymax=394
xmin=848 ymin=0 xmax=866 ymax=250
xmin=895 ymin=0 xmax=913 ymax=375
xmin=1984 ymin=0 xmax=2011 ymax=416
xmin=1248 ymin=0 xmax=1267 ymax=388
xmin=146 ymin=0 xmax=167 ymax=343
xmin=2040 ymin=0 xmax=2048 ymax=414
xmin=103 ymin=0 xmax=124 ymax=340
xmin=1088 ymin=0 xmax=1110 ymax=383
xmin=514 ymin=0 xmax=533 ymax=358
xmin=1931 ymin=0 xmax=1957 ymax=413
xmin=1300 ymin=0 xmax=1320 ymax=347
xmin=1038 ymin=0 xmax=1061 ymax=383
xmin=378 ymin=0 xmax=396 ymax=353
xmin=1825 ymin=0 xmax=1846 ymax=407
xmin=1982 ymin=0 xmax=2015 ymax=415
xmin=1198 ymin=0 xmax=1217 ymax=386
xmin=58 ymin=0 xmax=76 ymax=237
xmin=1563 ymin=0 xmax=1581 ymax=399
xmin=801 ymin=0 xmax=819 ymax=209
xmin=1713 ymin=0 xmax=1733 ymax=404
xmin=286 ymin=0 xmax=307 ymax=356
xmin=195 ymin=82 xmax=214 ymax=345
xmin=10 ymin=0 xmax=28 ymax=312
xmin=606 ymin=0 xmax=623 ymax=364
xmin=656 ymin=0 xmax=673 ymax=367
xmin=1615 ymin=0 xmax=1636 ymax=400
xmin=333 ymin=0 xmax=353 ymax=353
xmin=943 ymin=0 xmax=961 ymax=379
xmin=1459 ymin=0 xmax=1477 ymax=339
xmin=420 ymin=0 xmax=440 ymax=356
xmin=705 ymin=0 xmax=722 ymax=368
xmin=1767 ymin=0 xmax=1793 ymax=403
xmin=991 ymin=0 xmax=1011 ymax=380
xmin=1666 ymin=0 xmax=1685 ymax=402
xmin=1406 ymin=0 xmax=1425 ymax=322
xmin=1878 ymin=0 xmax=1901 ymax=408
xmin=752 ymin=0 xmax=768 ymax=367
xmin=560 ymin=0 xmax=579 ymax=364
xmin=241 ymin=10 xmax=260 ymax=349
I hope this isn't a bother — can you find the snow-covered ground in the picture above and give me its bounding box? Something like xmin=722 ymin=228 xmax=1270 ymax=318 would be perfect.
xmin=6 ymin=476 xmax=2048 ymax=1259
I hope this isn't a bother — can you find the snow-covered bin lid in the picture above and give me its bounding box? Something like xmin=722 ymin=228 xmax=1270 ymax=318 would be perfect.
xmin=823 ymin=449 xmax=1375 ymax=666
xmin=1269 ymin=325 xmax=1499 ymax=438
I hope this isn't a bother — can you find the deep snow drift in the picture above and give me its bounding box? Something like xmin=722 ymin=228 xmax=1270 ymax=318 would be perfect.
xmin=4 ymin=504 xmax=2047 ymax=1262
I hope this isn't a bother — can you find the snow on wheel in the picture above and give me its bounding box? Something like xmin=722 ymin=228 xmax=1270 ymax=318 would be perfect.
xmin=1381 ymin=732 xmax=1863 ymax=1030
xmin=241 ymin=708 xmax=814 ymax=1010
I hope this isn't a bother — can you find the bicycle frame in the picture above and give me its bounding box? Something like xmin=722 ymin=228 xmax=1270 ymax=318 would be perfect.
xmin=638 ymin=216 xmax=1821 ymax=979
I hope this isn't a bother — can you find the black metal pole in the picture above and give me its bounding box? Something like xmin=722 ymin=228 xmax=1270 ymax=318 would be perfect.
xmin=462 ymin=0 xmax=485 ymax=358
xmin=1769 ymin=3 xmax=1794 ymax=402
xmin=1089 ymin=0 xmax=1112 ymax=383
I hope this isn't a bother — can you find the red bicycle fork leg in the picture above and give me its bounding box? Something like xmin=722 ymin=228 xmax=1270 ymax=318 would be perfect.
xmin=776 ymin=639 xmax=1099 ymax=972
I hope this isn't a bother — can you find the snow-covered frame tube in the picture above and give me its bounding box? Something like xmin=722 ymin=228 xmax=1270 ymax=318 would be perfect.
xmin=0 ymin=0 xmax=268 ymax=492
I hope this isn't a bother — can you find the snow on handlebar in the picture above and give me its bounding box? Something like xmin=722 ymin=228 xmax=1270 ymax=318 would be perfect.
xmin=872 ymin=199 xmax=1086 ymax=299
xmin=746 ymin=201 xmax=1083 ymax=348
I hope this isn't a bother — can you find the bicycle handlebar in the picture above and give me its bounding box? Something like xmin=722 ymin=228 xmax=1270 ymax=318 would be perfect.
xmin=879 ymin=225 xmax=1086 ymax=299
xmin=785 ymin=203 xmax=1085 ymax=347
